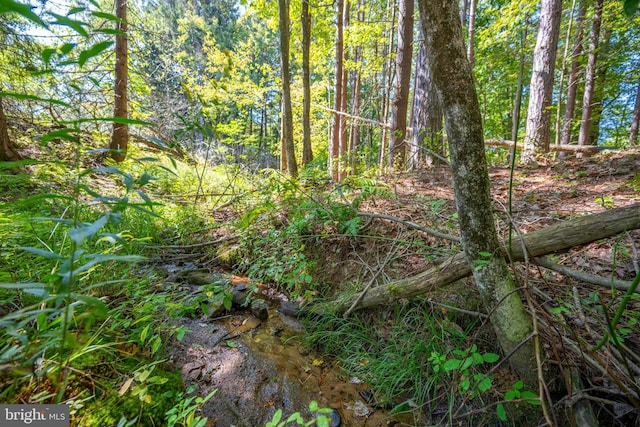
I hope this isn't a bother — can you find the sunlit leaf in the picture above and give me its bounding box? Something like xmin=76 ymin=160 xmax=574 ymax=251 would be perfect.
xmin=40 ymin=128 xmax=80 ymax=144
xmin=68 ymin=214 xmax=110 ymax=244
xmin=91 ymin=11 xmax=122 ymax=22
xmin=19 ymin=247 xmax=65 ymax=260
xmin=0 ymin=0 xmax=45 ymax=27
xmin=118 ymin=377 xmax=134 ymax=396
xmin=78 ymin=41 xmax=113 ymax=68
xmin=49 ymin=12 xmax=89 ymax=37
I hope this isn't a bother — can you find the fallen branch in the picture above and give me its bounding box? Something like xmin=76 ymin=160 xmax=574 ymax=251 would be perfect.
xmin=356 ymin=211 xmax=460 ymax=242
xmin=335 ymin=204 xmax=640 ymax=312
xmin=485 ymin=139 xmax=617 ymax=153
xmin=533 ymin=256 xmax=637 ymax=292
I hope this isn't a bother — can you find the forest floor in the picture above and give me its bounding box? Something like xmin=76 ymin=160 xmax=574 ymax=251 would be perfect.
xmin=193 ymin=149 xmax=640 ymax=426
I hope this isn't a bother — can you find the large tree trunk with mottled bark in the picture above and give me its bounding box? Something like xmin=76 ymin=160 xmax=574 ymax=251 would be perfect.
xmin=278 ymin=0 xmax=297 ymax=177
xmin=109 ymin=0 xmax=129 ymax=163
xmin=522 ymin=0 xmax=562 ymax=163
xmin=0 ymin=99 xmax=22 ymax=161
xmin=389 ymin=0 xmax=414 ymax=168
xmin=409 ymin=33 xmax=443 ymax=169
xmin=577 ymin=0 xmax=604 ymax=149
xmin=417 ymin=0 xmax=537 ymax=385
xmin=631 ymin=78 xmax=640 ymax=146
xmin=301 ymin=0 xmax=313 ymax=166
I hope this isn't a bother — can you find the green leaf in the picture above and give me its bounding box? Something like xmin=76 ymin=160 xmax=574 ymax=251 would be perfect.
xmin=624 ymin=0 xmax=639 ymax=16
xmin=59 ymin=43 xmax=76 ymax=55
xmin=513 ymin=380 xmax=524 ymax=390
xmin=49 ymin=12 xmax=89 ymax=37
xmin=140 ymin=324 xmax=150 ymax=344
xmin=226 ymin=340 xmax=238 ymax=348
xmin=91 ymin=11 xmax=122 ymax=22
xmin=505 ymin=390 xmax=517 ymax=401
xmin=477 ymin=376 xmax=492 ymax=392
xmin=78 ymin=41 xmax=113 ymax=68
xmin=40 ymin=128 xmax=79 ymax=144
xmin=496 ymin=403 xmax=507 ymax=421
xmin=482 ymin=352 xmax=499 ymax=363
xmin=267 ymin=409 xmax=282 ymax=427
xmin=443 ymin=359 xmax=461 ymax=372
xmin=521 ymin=390 xmax=541 ymax=404
xmin=42 ymin=47 xmax=57 ymax=64
xmin=0 ymin=91 xmax=70 ymax=107
xmin=70 ymin=293 xmax=108 ymax=315
xmin=0 ymin=0 xmax=45 ymax=27
xmin=94 ymin=28 xmax=127 ymax=37
xmin=19 ymin=247 xmax=65 ymax=260
xmin=69 ymin=214 xmax=110 ymax=245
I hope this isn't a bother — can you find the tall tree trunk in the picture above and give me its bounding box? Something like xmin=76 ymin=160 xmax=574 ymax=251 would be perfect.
xmin=0 ymin=98 xmax=22 ymax=161
xmin=378 ymin=0 xmax=397 ymax=171
xmin=521 ymin=0 xmax=563 ymax=163
xmin=331 ymin=0 xmax=346 ymax=181
xmin=109 ymin=0 xmax=129 ymax=163
xmin=577 ymin=0 xmax=604 ymax=149
xmin=278 ymin=0 xmax=298 ymax=176
xmin=389 ymin=0 xmax=414 ymax=168
xmin=560 ymin=0 xmax=586 ymax=147
xmin=417 ymin=0 xmax=538 ymax=386
xmin=466 ymin=0 xmax=477 ymax=68
xmin=339 ymin=1 xmax=350 ymax=181
xmin=630 ymin=78 xmax=640 ymax=146
xmin=410 ymin=33 xmax=443 ymax=169
xmin=349 ymin=1 xmax=364 ymax=172
xmin=460 ymin=0 xmax=469 ymax=26
xmin=301 ymin=0 xmax=313 ymax=166
xmin=588 ymin=29 xmax=610 ymax=147
xmin=512 ymin=26 xmax=529 ymax=143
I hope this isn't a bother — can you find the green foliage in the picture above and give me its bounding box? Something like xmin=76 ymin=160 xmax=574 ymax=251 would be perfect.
xmin=166 ymin=385 xmax=217 ymax=427
xmin=265 ymin=400 xmax=334 ymax=427
xmin=496 ymin=381 xmax=541 ymax=422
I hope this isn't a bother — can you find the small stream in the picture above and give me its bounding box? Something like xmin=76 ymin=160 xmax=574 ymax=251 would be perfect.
xmin=166 ymin=271 xmax=400 ymax=426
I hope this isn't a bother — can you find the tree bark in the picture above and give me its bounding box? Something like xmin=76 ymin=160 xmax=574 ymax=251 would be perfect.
xmin=389 ymin=0 xmax=414 ymax=168
xmin=0 ymin=98 xmax=21 ymax=161
xmin=466 ymin=0 xmax=477 ymax=68
xmin=630 ymin=78 xmax=640 ymax=146
xmin=512 ymin=26 xmax=529 ymax=143
xmin=339 ymin=203 xmax=640 ymax=310
xmin=301 ymin=0 xmax=313 ymax=166
xmin=409 ymin=33 xmax=443 ymax=169
xmin=521 ymin=0 xmax=563 ymax=163
xmin=577 ymin=0 xmax=604 ymax=149
xmin=560 ymin=0 xmax=586 ymax=147
xmin=378 ymin=0 xmax=397 ymax=171
xmin=109 ymin=0 xmax=129 ymax=163
xmin=417 ymin=0 xmax=537 ymax=385
xmin=278 ymin=0 xmax=297 ymax=177
xmin=331 ymin=0 xmax=346 ymax=181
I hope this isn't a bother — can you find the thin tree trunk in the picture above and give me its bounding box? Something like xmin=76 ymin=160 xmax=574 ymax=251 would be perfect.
xmin=577 ymin=0 xmax=604 ymax=149
xmin=349 ymin=1 xmax=364 ymax=172
xmin=466 ymin=0 xmax=477 ymax=68
xmin=378 ymin=0 xmax=397 ymax=171
xmin=460 ymin=0 xmax=469 ymax=26
xmin=554 ymin=0 xmax=579 ymax=146
xmin=521 ymin=0 xmax=563 ymax=163
xmin=331 ymin=0 xmax=345 ymax=181
xmin=109 ymin=0 xmax=129 ymax=162
xmin=560 ymin=0 xmax=586 ymax=147
xmin=389 ymin=0 xmax=414 ymax=168
xmin=339 ymin=1 xmax=350 ymax=180
xmin=278 ymin=0 xmax=297 ymax=176
xmin=417 ymin=0 xmax=537 ymax=385
xmin=301 ymin=0 xmax=313 ymax=166
xmin=630 ymin=78 xmax=640 ymax=146
xmin=512 ymin=26 xmax=528 ymax=143
xmin=588 ymin=29 xmax=610 ymax=147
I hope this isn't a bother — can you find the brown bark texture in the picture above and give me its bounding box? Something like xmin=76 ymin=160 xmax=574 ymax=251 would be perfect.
xmin=631 ymin=78 xmax=640 ymax=146
xmin=330 ymin=0 xmax=345 ymax=181
xmin=0 ymin=98 xmax=22 ymax=161
xmin=560 ymin=0 xmax=586 ymax=147
xmin=409 ymin=34 xmax=443 ymax=169
xmin=338 ymin=203 xmax=640 ymax=311
xmin=389 ymin=0 xmax=413 ymax=168
xmin=577 ymin=0 xmax=604 ymax=148
xmin=278 ymin=0 xmax=297 ymax=177
xmin=301 ymin=0 xmax=313 ymax=165
xmin=522 ymin=0 xmax=562 ymax=162
xmin=109 ymin=0 xmax=129 ymax=163
xmin=418 ymin=0 xmax=536 ymax=384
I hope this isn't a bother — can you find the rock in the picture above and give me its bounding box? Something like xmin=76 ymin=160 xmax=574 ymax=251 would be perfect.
xmin=277 ymin=301 xmax=301 ymax=317
xmin=250 ymin=300 xmax=269 ymax=321
xmin=232 ymin=289 xmax=248 ymax=307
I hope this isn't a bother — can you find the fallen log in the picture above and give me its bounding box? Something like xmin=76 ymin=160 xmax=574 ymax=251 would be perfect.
xmin=336 ymin=204 xmax=640 ymax=312
xmin=485 ymin=139 xmax=617 ymax=153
